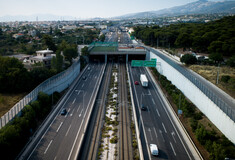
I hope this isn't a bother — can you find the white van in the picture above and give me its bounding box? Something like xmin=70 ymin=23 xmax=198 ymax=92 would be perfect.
xmin=150 ymin=144 xmax=159 ymax=156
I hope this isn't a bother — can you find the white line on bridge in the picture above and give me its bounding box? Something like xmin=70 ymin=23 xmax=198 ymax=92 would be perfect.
xmin=153 ymin=127 xmax=158 ymax=138
xmin=156 ymin=109 xmax=160 ymax=117
xmin=72 ymin=98 xmax=76 ymax=104
xmin=152 ymin=98 xmax=155 ymax=105
xmin=162 ymin=122 xmax=167 ymax=133
xmin=56 ymin=122 xmax=63 ymax=132
xmin=65 ymin=125 xmax=72 ymax=137
xmin=44 ymin=140 xmax=53 ymax=154
xmin=170 ymin=142 xmax=177 ymax=156
xmin=77 ymin=105 xmax=81 ymax=112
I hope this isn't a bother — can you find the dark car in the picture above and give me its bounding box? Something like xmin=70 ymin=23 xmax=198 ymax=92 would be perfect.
xmin=141 ymin=104 xmax=147 ymax=111
xmin=135 ymin=81 xmax=139 ymax=85
xmin=61 ymin=108 xmax=67 ymax=115
xmin=82 ymin=76 xmax=86 ymax=80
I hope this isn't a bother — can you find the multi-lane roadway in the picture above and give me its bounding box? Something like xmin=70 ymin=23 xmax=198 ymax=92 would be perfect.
xmin=21 ymin=62 xmax=105 ymax=160
xmin=129 ymin=64 xmax=196 ymax=160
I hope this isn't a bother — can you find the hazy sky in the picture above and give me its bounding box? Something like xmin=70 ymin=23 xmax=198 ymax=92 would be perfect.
xmin=0 ymin=0 xmax=221 ymax=18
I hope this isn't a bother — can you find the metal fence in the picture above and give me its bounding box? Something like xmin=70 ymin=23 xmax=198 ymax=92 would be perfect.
xmin=150 ymin=48 xmax=235 ymax=122
xmin=0 ymin=60 xmax=80 ymax=129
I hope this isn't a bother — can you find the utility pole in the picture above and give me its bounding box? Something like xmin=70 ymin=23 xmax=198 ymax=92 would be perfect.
xmin=216 ymin=64 xmax=220 ymax=84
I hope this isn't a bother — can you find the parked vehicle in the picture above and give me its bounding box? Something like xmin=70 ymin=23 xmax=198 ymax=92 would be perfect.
xmin=135 ymin=81 xmax=139 ymax=85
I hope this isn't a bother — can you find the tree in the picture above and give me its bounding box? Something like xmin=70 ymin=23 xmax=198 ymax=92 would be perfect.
xmin=99 ymin=34 xmax=105 ymax=42
xmin=180 ymin=54 xmax=197 ymax=65
xmin=81 ymin=46 xmax=89 ymax=56
xmin=227 ymin=56 xmax=235 ymax=67
xmin=42 ymin=34 xmax=57 ymax=52
xmin=209 ymin=52 xmax=223 ymax=63
xmin=63 ymin=46 xmax=77 ymax=63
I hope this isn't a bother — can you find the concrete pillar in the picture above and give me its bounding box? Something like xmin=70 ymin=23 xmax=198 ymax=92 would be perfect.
xmin=105 ymin=54 xmax=107 ymax=63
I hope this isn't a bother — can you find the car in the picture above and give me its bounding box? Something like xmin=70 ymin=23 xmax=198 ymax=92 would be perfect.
xmin=87 ymin=67 xmax=90 ymax=71
xmin=150 ymin=144 xmax=159 ymax=156
xmin=82 ymin=76 xmax=86 ymax=80
xmin=141 ymin=104 xmax=147 ymax=111
xmin=134 ymin=81 xmax=139 ymax=85
xmin=61 ymin=108 xmax=67 ymax=115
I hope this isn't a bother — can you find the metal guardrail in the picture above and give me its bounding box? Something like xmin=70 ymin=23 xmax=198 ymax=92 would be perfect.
xmin=149 ymin=48 xmax=235 ymax=122
xmin=0 ymin=61 xmax=80 ymax=129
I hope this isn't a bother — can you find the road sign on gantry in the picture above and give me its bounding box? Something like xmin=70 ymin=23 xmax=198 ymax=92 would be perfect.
xmin=131 ymin=60 xmax=144 ymax=67
xmin=144 ymin=60 xmax=156 ymax=67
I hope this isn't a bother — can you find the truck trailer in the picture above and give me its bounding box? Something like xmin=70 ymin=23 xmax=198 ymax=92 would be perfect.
xmin=140 ymin=74 xmax=148 ymax=87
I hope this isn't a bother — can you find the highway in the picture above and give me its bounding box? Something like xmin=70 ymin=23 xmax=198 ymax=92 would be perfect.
xmin=129 ymin=63 xmax=195 ymax=160
xmin=23 ymin=62 xmax=105 ymax=160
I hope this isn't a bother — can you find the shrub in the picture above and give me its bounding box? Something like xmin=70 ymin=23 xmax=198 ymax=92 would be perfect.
xmin=221 ymin=75 xmax=230 ymax=83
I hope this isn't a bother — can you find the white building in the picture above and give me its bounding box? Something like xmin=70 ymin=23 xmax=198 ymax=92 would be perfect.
xmin=30 ymin=48 xmax=53 ymax=67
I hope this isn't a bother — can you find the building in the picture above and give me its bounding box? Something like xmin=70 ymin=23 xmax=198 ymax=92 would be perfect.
xmin=29 ymin=48 xmax=54 ymax=67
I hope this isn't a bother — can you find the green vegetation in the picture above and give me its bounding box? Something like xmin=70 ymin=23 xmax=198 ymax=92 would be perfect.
xmin=180 ymin=54 xmax=197 ymax=65
xmin=151 ymin=68 xmax=235 ymax=160
xmin=91 ymin=46 xmax=117 ymax=52
xmin=0 ymin=56 xmax=56 ymax=93
xmin=0 ymin=92 xmax=61 ymax=159
xmin=133 ymin=16 xmax=235 ymax=59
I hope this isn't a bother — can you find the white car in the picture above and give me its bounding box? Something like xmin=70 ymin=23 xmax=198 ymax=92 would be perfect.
xmin=150 ymin=144 xmax=159 ymax=156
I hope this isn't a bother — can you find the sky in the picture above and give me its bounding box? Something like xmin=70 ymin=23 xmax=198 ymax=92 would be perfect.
xmin=0 ymin=0 xmax=222 ymax=19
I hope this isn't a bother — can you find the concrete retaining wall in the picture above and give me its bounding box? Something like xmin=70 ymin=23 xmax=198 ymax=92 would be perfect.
xmin=149 ymin=52 xmax=235 ymax=144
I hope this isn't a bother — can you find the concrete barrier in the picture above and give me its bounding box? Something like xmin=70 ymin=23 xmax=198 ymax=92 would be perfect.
xmin=149 ymin=52 xmax=235 ymax=144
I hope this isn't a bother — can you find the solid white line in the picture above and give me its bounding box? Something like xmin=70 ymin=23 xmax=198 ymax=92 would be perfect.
xmin=56 ymin=122 xmax=63 ymax=132
xmin=152 ymin=98 xmax=155 ymax=105
xmin=72 ymin=98 xmax=76 ymax=104
xmin=65 ymin=125 xmax=72 ymax=137
xmin=44 ymin=140 xmax=52 ymax=154
xmin=156 ymin=109 xmax=160 ymax=117
xmin=162 ymin=122 xmax=167 ymax=133
xmin=170 ymin=142 xmax=177 ymax=156
xmin=153 ymin=127 xmax=158 ymax=138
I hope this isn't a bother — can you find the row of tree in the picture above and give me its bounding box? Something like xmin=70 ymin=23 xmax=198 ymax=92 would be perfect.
xmin=0 ymin=92 xmax=61 ymax=159
xmin=132 ymin=16 xmax=235 ymax=58
xmin=151 ymin=68 xmax=235 ymax=160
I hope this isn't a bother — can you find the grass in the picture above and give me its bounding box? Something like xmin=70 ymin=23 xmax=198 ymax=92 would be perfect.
xmin=189 ymin=65 xmax=235 ymax=98
xmin=0 ymin=93 xmax=27 ymax=117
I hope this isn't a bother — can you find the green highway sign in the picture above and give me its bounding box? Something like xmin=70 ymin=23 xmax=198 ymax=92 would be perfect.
xmin=151 ymin=58 xmax=157 ymax=62
xmin=144 ymin=60 xmax=156 ymax=67
xmin=131 ymin=60 xmax=144 ymax=67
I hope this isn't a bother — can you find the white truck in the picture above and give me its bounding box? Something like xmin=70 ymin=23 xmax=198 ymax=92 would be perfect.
xmin=140 ymin=74 xmax=148 ymax=87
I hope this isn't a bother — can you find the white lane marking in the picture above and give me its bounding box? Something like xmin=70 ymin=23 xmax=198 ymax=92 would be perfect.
xmin=159 ymin=129 xmax=165 ymax=142
xmin=82 ymin=84 xmax=84 ymax=88
xmin=171 ymin=131 xmax=177 ymax=143
xmin=79 ymin=109 xmax=83 ymax=117
xmin=147 ymin=89 xmax=151 ymax=95
xmin=147 ymin=106 xmax=150 ymax=113
xmin=54 ymin=156 xmax=57 ymax=160
xmin=56 ymin=122 xmax=63 ymax=132
xmin=156 ymin=108 xmax=160 ymax=117
xmin=148 ymin=128 xmax=153 ymax=141
xmin=77 ymin=105 xmax=81 ymax=112
xmin=72 ymin=98 xmax=76 ymax=104
xmin=84 ymin=92 xmax=86 ymax=97
xmin=162 ymin=122 xmax=167 ymax=133
xmin=44 ymin=140 xmax=53 ymax=154
xmin=170 ymin=142 xmax=177 ymax=156
xmin=77 ymin=90 xmax=81 ymax=95
xmin=65 ymin=125 xmax=72 ymax=137
xmin=153 ymin=127 xmax=158 ymax=138
xmin=152 ymin=98 xmax=155 ymax=105
xmin=70 ymin=109 xmax=74 ymax=117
